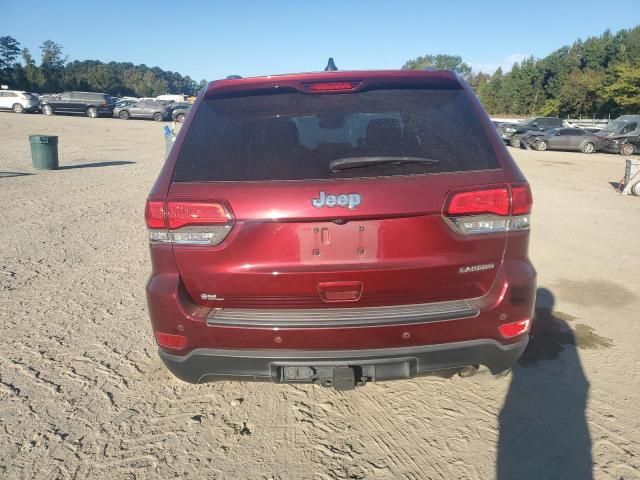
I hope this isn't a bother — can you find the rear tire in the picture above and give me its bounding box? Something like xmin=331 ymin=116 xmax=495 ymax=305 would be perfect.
xmin=631 ymin=181 xmax=640 ymax=197
xmin=86 ymin=106 xmax=98 ymax=118
xmin=620 ymin=143 xmax=635 ymax=156
xmin=510 ymin=135 xmax=522 ymax=148
xmin=42 ymin=104 xmax=53 ymax=116
xmin=175 ymin=113 xmax=186 ymax=123
xmin=536 ymin=140 xmax=548 ymax=151
xmin=119 ymin=110 xmax=130 ymax=120
xmin=153 ymin=112 xmax=164 ymax=122
xmin=12 ymin=103 xmax=24 ymax=113
xmin=581 ymin=142 xmax=595 ymax=154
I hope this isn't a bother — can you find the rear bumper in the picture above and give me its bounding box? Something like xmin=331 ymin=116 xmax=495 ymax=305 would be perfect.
xmin=159 ymin=337 xmax=528 ymax=384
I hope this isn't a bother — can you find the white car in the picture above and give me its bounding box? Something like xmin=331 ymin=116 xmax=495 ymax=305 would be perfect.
xmin=0 ymin=90 xmax=40 ymax=113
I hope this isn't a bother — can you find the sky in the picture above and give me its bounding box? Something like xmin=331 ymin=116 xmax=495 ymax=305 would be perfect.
xmin=1 ymin=0 xmax=639 ymax=82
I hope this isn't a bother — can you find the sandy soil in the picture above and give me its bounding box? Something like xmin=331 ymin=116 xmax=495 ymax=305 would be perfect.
xmin=1 ymin=113 xmax=639 ymax=480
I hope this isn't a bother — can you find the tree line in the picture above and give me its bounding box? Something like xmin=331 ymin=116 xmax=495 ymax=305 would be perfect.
xmin=0 ymin=37 xmax=207 ymax=97
xmin=403 ymin=25 xmax=640 ymax=117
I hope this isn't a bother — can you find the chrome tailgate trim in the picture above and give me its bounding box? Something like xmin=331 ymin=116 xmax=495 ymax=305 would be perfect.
xmin=207 ymin=299 xmax=478 ymax=328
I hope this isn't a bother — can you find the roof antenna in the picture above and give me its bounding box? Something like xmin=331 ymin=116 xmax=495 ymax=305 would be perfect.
xmin=324 ymin=58 xmax=338 ymax=71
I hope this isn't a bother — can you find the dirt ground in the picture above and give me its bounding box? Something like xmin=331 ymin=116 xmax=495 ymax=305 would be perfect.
xmin=1 ymin=113 xmax=639 ymax=480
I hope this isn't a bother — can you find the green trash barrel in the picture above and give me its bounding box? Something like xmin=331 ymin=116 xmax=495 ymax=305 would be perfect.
xmin=29 ymin=135 xmax=59 ymax=170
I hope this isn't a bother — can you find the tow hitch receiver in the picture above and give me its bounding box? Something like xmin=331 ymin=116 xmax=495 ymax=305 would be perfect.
xmin=332 ymin=366 xmax=356 ymax=391
xmin=281 ymin=365 xmax=368 ymax=389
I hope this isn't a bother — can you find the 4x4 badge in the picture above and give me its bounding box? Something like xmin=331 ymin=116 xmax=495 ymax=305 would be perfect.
xmin=312 ymin=191 xmax=362 ymax=209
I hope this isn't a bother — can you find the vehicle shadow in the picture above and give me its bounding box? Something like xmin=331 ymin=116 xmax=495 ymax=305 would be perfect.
xmin=497 ymin=287 xmax=592 ymax=479
xmin=0 ymin=171 xmax=34 ymax=178
xmin=57 ymin=160 xmax=135 ymax=170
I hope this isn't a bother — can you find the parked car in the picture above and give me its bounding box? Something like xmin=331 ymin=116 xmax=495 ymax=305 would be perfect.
xmin=497 ymin=117 xmax=564 ymax=147
xmin=0 ymin=90 xmax=40 ymax=113
xmin=145 ymin=69 xmax=535 ymax=389
xmin=522 ymin=127 xmax=599 ymax=153
xmin=39 ymin=91 xmax=113 ymax=118
xmin=596 ymin=115 xmax=640 ymax=155
xmin=114 ymin=100 xmax=170 ymax=121
xmin=168 ymin=102 xmax=192 ymax=122
xmin=115 ymin=99 xmax=137 ymax=108
xmin=156 ymin=94 xmax=187 ymax=103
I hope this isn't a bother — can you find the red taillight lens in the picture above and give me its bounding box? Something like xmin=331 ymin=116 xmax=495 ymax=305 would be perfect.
xmin=146 ymin=199 xmax=233 ymax=246
xmin=446 ymin=187 xmax=510 ymax=216
xmin=305 ymin=82 xmax=361 ymax=92
xmin=444 ymin=184 xmax=532 ymax=235
xmin=167 ymin=201 xmax=231 ymax=229
xmin=511 ymin=185 xmax=533 ymax=215
xmin=145 ymin=200 xmax=166 ymax=228
xmin=498 ymin=319 xmax=531 ymax=338
xmin=155 ymin=331 xmax=187 ymax=349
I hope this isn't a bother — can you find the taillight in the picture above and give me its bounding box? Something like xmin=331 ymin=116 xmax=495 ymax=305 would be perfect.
xmin=446 ymin=187 xmax=509 ymax=216
xmin=167 ymin=201 xmax=231 ymax=229
xmin=145 ymin=200 xmax=166 ymax=228
xmin=498 ymin=319 xmax=531 ymax=338
xmin=145 ymin=198 xmax=233 ymax=246
xmin=511 ymin=185 xmax=533 ymax=215
xmin=444 ymin=184 xmax=532 ymax=235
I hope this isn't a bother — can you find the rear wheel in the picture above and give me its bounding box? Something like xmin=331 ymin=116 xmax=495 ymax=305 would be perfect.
xmin=12 ymin=103 xmax=24 ymax=113
xmin=510 ymin=134 xmax=522 ymax=148
xmin=119 ymin=110 xmax=130 ymax=120
xmin=581 ymin=142 xmax=595 ymax=154
xmin=536 ymin=140 xmax=548 ymax=151
xmin=620 ymin=143 xmax=635 ymax=156
xmin=175 ymin=113 xmax=186 ymax=123
xmin=153 ymin=112 xmax=164 ymax=121
xmin=42 ymin=104 xmax=54 ymax=116
xmin=631 ymin=181 xmax=640 ymax=197
xmin=86 ymin=107 xmax=98 ymax=118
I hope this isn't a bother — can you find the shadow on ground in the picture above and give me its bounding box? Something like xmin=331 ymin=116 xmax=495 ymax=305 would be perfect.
xmin=0 ymin=171 xmax=34 ymax=178
xmin=497 ymin=288 xmax=594 ymax=479
xmin=57 ymin=160 xmax=135 ymax=170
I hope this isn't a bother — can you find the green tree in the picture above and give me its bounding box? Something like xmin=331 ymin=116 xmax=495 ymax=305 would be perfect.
xmin=604 ymin=62 xmax=640 ymax=111
xmin=40 ymin=40 xmax=66 ymax=91
xmin=0 ymin=35 xmax=21 ymax=83
xmin=557 ymin=68 xmax=608 ymax=115
xmin=402 ymin=54 xmax=472 ymax=80
xmin=477 ymin=67 xmax=505 ymax=114
xmin=21 ymin=48 xmax=44 ymax=90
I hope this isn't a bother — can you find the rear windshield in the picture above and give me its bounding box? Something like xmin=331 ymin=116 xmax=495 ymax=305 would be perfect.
xmin=173 ymin=89 xmax=499 ymax=182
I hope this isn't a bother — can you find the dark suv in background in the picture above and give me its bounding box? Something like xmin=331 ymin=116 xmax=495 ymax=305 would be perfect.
xmin=597 ymin=115 xmax=640 ymax=155
xmin=40 ymin=91 xmax=114 ymax=118
xmin=145 ymin=69 xmax=536 ymax=390
xmin=497 ymin=117 xmax=564 ymax=147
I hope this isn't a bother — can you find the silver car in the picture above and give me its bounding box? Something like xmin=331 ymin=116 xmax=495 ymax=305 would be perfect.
xmin=0 ymin=90 xmax=40 ymax=113
xmin=527 ymin=127 xmax=599 ymax=154
xmin=114 ymin=100 xmax=170 ymax=121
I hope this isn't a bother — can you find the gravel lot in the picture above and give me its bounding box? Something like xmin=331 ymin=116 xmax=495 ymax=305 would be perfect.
xmin=1 ymin=113 xmax=639 ymax=480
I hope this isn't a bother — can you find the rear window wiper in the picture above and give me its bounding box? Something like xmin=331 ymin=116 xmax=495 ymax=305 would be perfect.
xmin=329 ymin=156 xmax=440 ymax=172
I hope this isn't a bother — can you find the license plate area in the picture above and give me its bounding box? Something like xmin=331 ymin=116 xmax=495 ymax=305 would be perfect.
xmin=297 ymin=221 xmax=379 ymax=264
xmin=281 ymin=365 xmax=369 ymax=389
xmin=278 ymin=361 xmax=413 ymax=389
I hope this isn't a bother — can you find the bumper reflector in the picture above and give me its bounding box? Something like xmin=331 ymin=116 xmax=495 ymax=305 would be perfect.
xmin=155 ymin=332 xmax=187 ymax=349
xmin=498 ymin=319 xmax=531 ymax=338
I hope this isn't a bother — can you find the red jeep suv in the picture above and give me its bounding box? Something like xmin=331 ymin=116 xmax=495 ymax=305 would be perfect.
xmin=145 ymin=69 xmax=535 ymax=389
